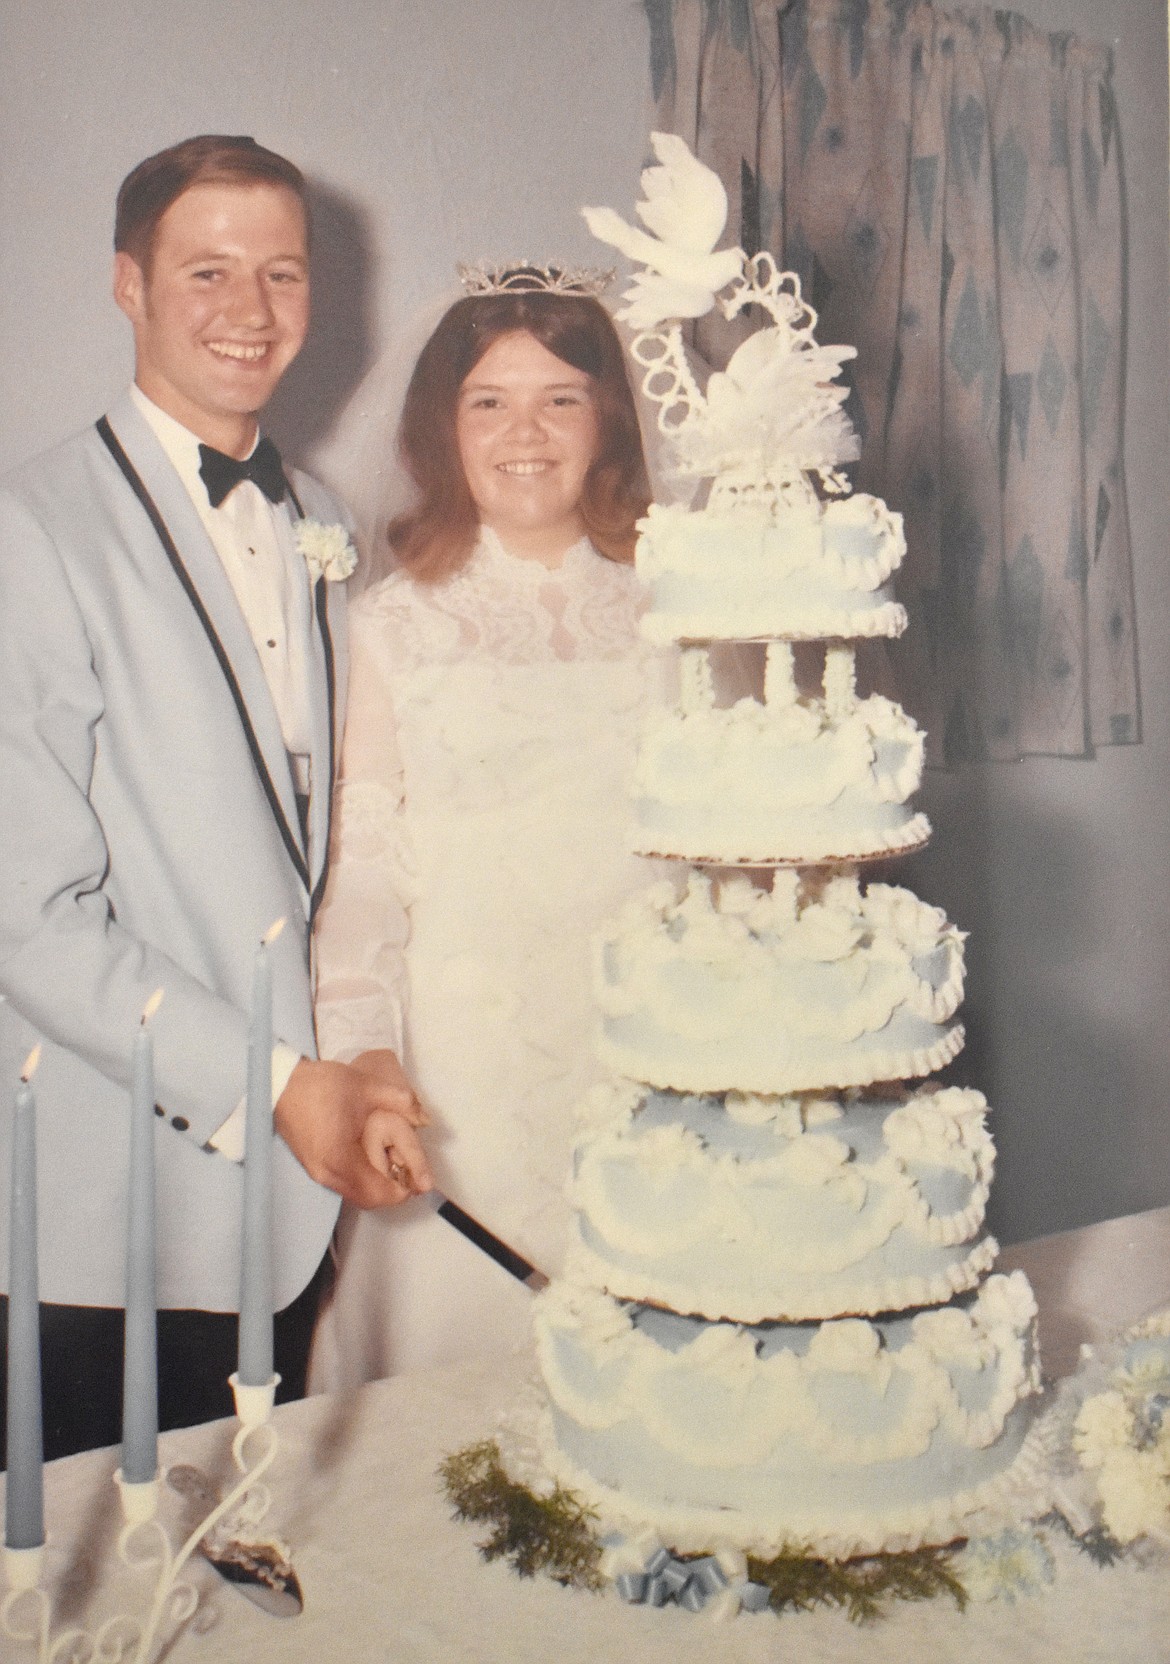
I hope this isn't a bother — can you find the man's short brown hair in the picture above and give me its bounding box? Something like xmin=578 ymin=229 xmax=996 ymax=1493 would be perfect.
xmin=114 ymin=135 xmax=308 ymax=270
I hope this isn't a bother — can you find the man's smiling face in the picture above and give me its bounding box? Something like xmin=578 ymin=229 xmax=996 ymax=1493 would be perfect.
xmin=114 ymin=180 xmax=309 ymax=456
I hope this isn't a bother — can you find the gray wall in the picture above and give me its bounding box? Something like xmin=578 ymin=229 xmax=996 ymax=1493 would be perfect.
xmin=1 ymin=0 xmax=1166 ymax=1245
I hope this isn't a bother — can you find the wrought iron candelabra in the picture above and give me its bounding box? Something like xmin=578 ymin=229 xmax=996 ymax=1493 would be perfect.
xmin=2 ymin=1375 xmax=282 ymax=1663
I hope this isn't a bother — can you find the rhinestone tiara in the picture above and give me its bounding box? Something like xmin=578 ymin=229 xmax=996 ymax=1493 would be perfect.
xmin=457 ymin=261 xmax=614 ymax=298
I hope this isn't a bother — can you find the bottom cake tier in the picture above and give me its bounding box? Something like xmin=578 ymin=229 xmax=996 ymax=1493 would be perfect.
xmin=532 ymin=1274 xmax=1047 ymax=1560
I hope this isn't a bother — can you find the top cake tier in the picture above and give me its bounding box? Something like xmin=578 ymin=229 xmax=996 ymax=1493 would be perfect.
xmin=585 ymin=138 xmax=913 ymax=650
xmin=637 ymin=488 xmax=908 ymax=646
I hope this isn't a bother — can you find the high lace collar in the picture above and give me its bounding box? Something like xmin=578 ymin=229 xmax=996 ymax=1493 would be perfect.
xmin=476 ymin=524 xmax=599 ymax=582
xmin=357 ymin=519 xmax=648 ymax=671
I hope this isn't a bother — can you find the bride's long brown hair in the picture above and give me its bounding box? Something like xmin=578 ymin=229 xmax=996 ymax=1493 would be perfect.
xmin=387 ymin=292 xmax=651 ymax=582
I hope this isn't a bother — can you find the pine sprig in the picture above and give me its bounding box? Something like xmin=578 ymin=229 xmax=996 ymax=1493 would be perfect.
xmin=1073 ymin=1526 xmax=1126 ymax=1568
xmin=1040 ymin=1510 xmax=1127 ymax=1567
xmin=746 ymin=1544 xmax=968 ymax=1625
xmin=439 ymin=1441 xmax=605 ymax=1590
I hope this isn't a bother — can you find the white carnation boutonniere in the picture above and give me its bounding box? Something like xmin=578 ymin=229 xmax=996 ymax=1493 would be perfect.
xmin=295 ymin=519 xmax=358 ymax=583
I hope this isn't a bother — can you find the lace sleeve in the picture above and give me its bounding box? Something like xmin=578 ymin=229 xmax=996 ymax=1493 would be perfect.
xmin=313 ymin=602 xmax=413 ymax=1063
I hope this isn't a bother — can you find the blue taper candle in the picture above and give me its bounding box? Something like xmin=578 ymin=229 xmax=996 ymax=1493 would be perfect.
xmin=238 ymin=921 xmax=283 ymax=1387
xmin=5 ymin=1048 xmax=44 ymax=1551
xmin=121 ymin=992 xmax=163 ymax=1485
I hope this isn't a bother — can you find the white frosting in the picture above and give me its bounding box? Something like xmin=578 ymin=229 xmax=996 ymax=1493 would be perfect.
xmin=517 ymin=138 xmax=1050 ymax=1577
xmin=632 ymin=645 xmax=930 ymax=863
xmin=532 ymin=1274 xmax=1044 ymax=1557
xmin=594 ymin=871 xmax=966 ymax=1095
xmin=566 ymin=1082 xmax=997 ymax=1321
xmin=637 ymin=492 xmax=908 ymax=646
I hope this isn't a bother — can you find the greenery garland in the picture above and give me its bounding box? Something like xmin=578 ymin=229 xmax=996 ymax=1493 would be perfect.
xmin=439 ymin=1441 xmax=605 ymax=1590
xmin=439 ymin=1439 xmax=970 ymax=1619
xmin=746 ymin=1544 xmax=966 ymax=1622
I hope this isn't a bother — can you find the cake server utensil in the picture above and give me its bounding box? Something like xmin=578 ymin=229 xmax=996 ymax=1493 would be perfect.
xmin=166 ymin=1463 xmax=304 ymax=1618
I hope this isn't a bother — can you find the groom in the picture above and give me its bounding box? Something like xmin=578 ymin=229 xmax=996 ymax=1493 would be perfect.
xmin=0 ymin=135 xmax=429 ymax=1462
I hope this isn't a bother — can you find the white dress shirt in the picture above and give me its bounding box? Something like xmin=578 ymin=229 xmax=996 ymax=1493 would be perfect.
xmin=131 ymin=387 xmax=305 ymax=1154
xmin=130 ymin=385 xmax=316 ymax=784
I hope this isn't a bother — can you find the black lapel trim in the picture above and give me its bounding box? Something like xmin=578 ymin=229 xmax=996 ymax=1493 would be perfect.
xmin=96 ymin=416 xmax=311 ymax=893
xmin=283 ymin=476 xmax=338 ymax=925
xmin=310 ymin=577 xmax=337 ymax=925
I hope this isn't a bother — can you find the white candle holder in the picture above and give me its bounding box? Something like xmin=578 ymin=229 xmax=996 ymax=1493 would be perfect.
xmin=229 ymin=1370 xmax=280 ymax=1433
xmin=1 ymin=1375 xmax=284 ymax=1662
xmin=116 ymin=1472 xmax=161 ymax=1526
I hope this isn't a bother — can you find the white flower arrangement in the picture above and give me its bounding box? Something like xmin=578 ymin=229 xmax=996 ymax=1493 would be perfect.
xmin=956 ymin=1527 xmax=1056 ymax=1603
xmin=1093 ymin=1446 xmax=1170 ymax=1544
xmin=295 ymin=519 xmax=358 ymax=583
xmin=1072 ymin=1322 xmax=1170 ymax=1545
xmin=665 ymin=318 xmax=859 ymax=482
xmin=1073 ymin=1389 xmax=1134 ymax=1468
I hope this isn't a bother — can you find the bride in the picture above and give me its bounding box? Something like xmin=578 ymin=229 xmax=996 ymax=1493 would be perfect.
xmin=310 ymin=268 xmax=670 ymax=1386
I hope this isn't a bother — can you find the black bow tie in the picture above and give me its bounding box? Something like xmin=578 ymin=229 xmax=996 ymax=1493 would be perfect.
xmin=198 ymin=437 xmax=286 ymax=508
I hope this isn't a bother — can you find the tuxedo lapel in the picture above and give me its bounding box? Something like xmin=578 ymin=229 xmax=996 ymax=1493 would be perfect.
xmin=281 ymin=475 xmax=338 ymax=918
xmin=306 ymin=574 xmax=338 ymax=917
xmin=98 ymin=394 xmax=310 ymax=895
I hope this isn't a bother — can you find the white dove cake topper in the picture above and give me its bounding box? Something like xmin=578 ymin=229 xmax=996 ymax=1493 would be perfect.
xmin=581 ymin=131 xmax=743 ymax=327
xmin=584 ymin=132 xmax=860 ymax=495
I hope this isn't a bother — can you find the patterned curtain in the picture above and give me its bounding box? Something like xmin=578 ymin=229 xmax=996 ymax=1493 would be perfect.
xmin=643 ymin=0 xmax=1139 ymax=761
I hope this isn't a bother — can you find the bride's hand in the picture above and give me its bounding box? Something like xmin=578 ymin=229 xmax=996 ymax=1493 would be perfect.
xmin=359 ymin=1107 xmax=433 ymax=1202
xmin=349 ymin=1048 xmax=430 ymax=1126
xmin=274 ymin=1057 xmax=433 ymax=1208
xmin=351 ymin=1049 xmax=433 ymax=1201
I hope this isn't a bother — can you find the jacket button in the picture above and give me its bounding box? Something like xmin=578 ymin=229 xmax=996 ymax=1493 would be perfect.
xmin=171 ymin=1116 xmax=190 ymax=1132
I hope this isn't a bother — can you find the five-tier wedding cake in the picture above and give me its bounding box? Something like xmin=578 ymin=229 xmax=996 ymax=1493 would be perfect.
xmin=518 ymin=135 xmax=1050 ymax=1588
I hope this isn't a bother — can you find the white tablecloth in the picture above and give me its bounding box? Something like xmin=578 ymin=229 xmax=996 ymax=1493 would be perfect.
xmin=6 ymin=1208 xmax=1170 ymax=1663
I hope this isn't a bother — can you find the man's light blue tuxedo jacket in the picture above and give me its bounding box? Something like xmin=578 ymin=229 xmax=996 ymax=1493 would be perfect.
xmin=0 ymin=392 xmax=347 ymax=1311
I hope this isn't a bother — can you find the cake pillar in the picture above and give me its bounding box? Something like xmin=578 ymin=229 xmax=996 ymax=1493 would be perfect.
xmin=678 ymin=647 xmax=714 ymax=713
xmin=763 ymin=641 xmax=797 ymax=706
xmin=822 ymin=645 xmax=856 ymax=717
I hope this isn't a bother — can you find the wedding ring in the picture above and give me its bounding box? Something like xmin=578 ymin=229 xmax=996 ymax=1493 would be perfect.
xmin=389 ymin=1159 xmax=406 ymax=1186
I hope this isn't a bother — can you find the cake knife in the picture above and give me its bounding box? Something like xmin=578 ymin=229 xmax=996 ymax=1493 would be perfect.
xmin=424 ymin=1191 xmax=550 ymax=1292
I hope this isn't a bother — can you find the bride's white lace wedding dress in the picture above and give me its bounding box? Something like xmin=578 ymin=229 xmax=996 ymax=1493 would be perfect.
xmin=309 ymin=528 xmax=670 ymax=1387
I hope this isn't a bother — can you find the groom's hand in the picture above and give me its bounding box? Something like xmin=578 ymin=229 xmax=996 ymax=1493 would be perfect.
xmin=274 ymin=1057 xmax=433 ymax=1209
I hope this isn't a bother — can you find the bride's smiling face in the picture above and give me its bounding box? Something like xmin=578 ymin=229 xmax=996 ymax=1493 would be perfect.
xmin=455 ymin=329 xmax=600 ymax=563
